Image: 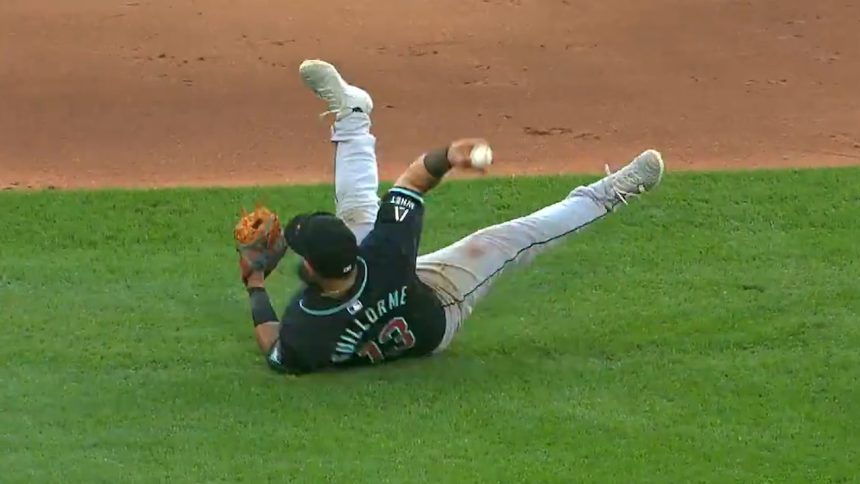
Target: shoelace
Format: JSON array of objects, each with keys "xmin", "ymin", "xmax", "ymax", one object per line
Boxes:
[
  {"xmin": 604, "ymin": 164, "xmax": 645, "ymax": 206},
  {"xmin": 313, "ymin": 87, "xmax": 343, "ymax": 118}
]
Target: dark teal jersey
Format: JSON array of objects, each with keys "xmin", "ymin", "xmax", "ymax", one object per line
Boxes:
[{"xmin": 268, "ymin": 188, "xmax": 446, "ymax": 374}]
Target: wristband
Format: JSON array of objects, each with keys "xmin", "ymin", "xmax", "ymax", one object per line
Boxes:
[
  {"xmin": 248, "ymin": 287, "xmax": 278, "ymax": 327},
  {"xmin": 423, "ymin": 147, "xmax": 452, "ymax": 178}
]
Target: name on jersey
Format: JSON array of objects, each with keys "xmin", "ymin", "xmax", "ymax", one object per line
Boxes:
[{"xmin": 332, "ymin": 285, "xmax": 408, "ymax": 361}]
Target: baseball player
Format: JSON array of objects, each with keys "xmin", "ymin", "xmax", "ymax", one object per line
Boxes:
[{"xmin": 238, "ymin": 60, "xmax": 665, "ymax": 374}]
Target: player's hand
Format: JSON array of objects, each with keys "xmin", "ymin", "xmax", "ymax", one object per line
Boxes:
[
  {"xmin": 447, "ymin": 138, "xmax": 491, "ymax": 172},
  {"xmin": 239, "ymin": 255, "xmax": 266, "ymax": 288},
  {"xmin": 234, "ymin": 205, "xmax": 288, "ymax": 282}
]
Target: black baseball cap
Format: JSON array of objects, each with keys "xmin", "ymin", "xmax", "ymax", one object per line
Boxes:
[{"xmin": 284, "ymin": 212, "xmax": 358, "ymax": 278}]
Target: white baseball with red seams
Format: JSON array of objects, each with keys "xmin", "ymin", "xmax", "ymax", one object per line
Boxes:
[{"xmin": 469, "ymin": 144, "xmax": 493, "ymax": 168}]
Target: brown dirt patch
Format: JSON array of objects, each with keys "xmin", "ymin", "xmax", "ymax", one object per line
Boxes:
[{"xmin": 2, "ymin": 0, "xmax": 859, "ymax": 190}]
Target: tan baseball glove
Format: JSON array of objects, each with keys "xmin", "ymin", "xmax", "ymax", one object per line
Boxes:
[{"xmin": 234, "ymin": 205, "xmax": 288, "ymax": 285}]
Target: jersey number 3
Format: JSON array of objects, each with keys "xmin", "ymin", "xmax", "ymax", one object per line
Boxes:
[{"xmin": 358, "ymin": 317, "xmax": 416, "ymax": 363}]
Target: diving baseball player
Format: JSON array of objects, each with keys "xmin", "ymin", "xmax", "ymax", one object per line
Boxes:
[{"xmin": 239, "ymin": 60, "xmax": 665, "ymax": 374}]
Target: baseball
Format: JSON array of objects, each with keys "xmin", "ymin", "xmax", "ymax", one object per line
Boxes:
[{"xmin": 470, "ymin": 144, "xmax": 493, "ymax": 169}]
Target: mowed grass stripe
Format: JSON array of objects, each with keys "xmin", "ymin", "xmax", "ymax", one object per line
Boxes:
[{"xmin": 1, "ymin": 168, "xmax": 857, "ymax": 483}]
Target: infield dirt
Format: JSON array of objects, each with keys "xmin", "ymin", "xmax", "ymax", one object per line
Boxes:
[{"xmin": 2, "ymin": 0, "xmax": 858, "ymax": 189}]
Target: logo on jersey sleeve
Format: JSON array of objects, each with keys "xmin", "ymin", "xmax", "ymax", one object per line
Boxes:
[
  {"xmin": 386, "ymin": 194, "xmax": 417, "ymax": 223},
  {"xmin": 268, "ymin": 344, "xmax": 283, "ymax": 365},
  {"xmin": 394, "ymin": 206, "xmax": 410, "ymax": 222}
]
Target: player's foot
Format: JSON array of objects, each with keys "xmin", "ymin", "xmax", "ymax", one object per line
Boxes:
[
  {"xmin": 603, "ymin": 149, "xmax": 665, "ymax": 206},
  {"xmin": 299, "ymin": 59, "xmax": 373, "ymax": 119}
]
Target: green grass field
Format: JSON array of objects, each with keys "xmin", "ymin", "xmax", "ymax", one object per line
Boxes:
[{"xmin": 1, "ymin": 168, "xmax": 858, "ymax": 483}]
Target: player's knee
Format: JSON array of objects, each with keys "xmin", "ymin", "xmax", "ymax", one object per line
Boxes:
[
  {"xmin": 337, "ymin": 203, "xmax": 378, "ymax": 226},
  {"xmin": 336, "ymin": 191, "xmax": 379, "ymax": 208}
]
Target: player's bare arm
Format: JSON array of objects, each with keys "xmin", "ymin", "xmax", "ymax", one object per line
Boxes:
[{"xmin": 395, "ymin": 138, "xmax": 492, "ymax": 194}]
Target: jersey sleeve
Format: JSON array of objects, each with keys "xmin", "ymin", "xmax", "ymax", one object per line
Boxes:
[
  {"xmin": 360, "ymin": 187, "xmax": 426, "ymax": 267},
  {"xmin": 266, "ymin": 338, "xmax": 306, "ymax": 374}
]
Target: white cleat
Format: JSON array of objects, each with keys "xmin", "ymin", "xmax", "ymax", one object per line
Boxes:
[
  {"xmin": 604, "ymin": 149, "xmax": 665, "ymax": 206},
  {"xmin": 299, "ymin": 59, "xmax": 373, "ymax": 119}
]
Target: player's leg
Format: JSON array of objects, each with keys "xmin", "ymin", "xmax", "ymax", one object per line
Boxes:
[
  {"xmin": 330, "ymin": 108, "xmax": 378, "ymax": 244},
  {"xmin": 417, "ymin": 149, "xmax": 665, "ymax": 351},
  {"xmin": 300, "ymin": 60, "xmax": 379, "ymax": 244}
]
